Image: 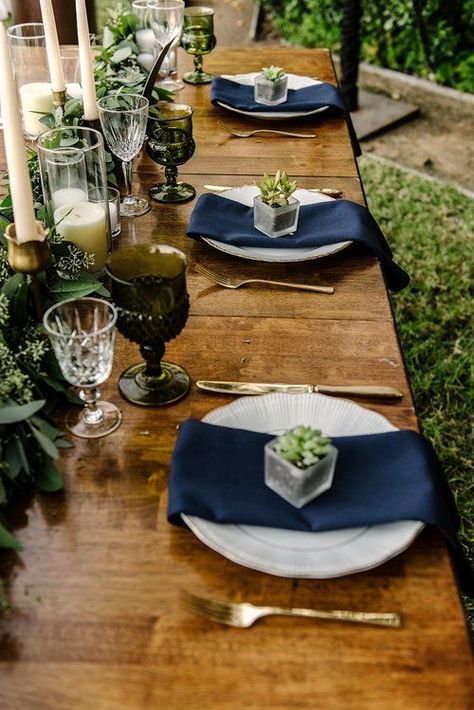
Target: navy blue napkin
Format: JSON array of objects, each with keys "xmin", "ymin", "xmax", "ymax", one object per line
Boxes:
[
  {"xmin": 211, "ymin": 77, "xmax": 361, "ymax": 156},
  {"xmin": 168, "ymin": 419, "xmax": 473, "ymax": 595},
  {"xmin": 187, "ymin": 194, "xmax": 410, "ymax": 292}
]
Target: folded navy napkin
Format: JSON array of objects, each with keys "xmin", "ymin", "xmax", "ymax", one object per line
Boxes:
[
  {"xmin": 211, "ymin": 77, "xmax": 361, "ymax": 156},
  {"xmin": 187, "ymin": 194, "xmax": 410, "ymax": 292},
  {"xmin": 168, "ymin": 419, "xmax": 473, "ymax": 595}
]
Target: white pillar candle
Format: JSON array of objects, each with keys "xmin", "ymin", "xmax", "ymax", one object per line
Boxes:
[
  {"xmin": 66, "ymin": 82, "xmax": 83, "ymax": 99},
  {"xmin": 135, "ymin": 28, "xmax": 156, "ymax": 53},
  {"xmin": 19, "ymin": 82, "xmax": 55, "ymax": 137},
  {"xmin": 54, "ymin": 202, "xmax": 107, "ymax": 269},
  {"xmin": 137, "ymin": 52, "xmax": 155, "ymax": 73},
  {"xmin": 75, "ymin": 0, "xmax": 98, "ymax": 120},
  {"xmin": 39, "ymin": 0, "xmax": 66, "ymax": 93},
  {"xmin": 0, "ymin": 24, "xmax": 38, "ymax": 243},
  {"xmin": 52, "ymin": 187, "xmax": 87, "ymax": 210}
]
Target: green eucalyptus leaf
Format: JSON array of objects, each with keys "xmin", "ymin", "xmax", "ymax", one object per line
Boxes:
[
  {"xmin": 0, "ymin": 399, "xmax": 46, "ymax": 424},
  {"xmin": 4, "ymin": 438, "xmax": 22, "ymax": 479},
  {"xmin": 0, "ymin": 522, "xmax": 22, "ymax": 551},
  {"xmin": 30, "ymin": 416, "xmax": 64, "ymax": 441},
  {"xmin": 27, "ymin": 422, "xmax": 59, "ymax": 459},
  {"xmin": 111, "ymin": 46, "xmax": 133, "ymax": 64},
  {"xmin": 37, "ymin": 457, "xmax": 63, "ymax": 492},
  {"xmin": 49, "ymin": 278, "xmax": 100, "ymax": 299}
]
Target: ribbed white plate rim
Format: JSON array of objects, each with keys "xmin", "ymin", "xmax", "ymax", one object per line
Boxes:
[
  {"xmin": 202, "ymin": 186, "xmax": 352, "ymax": 263},
  {"xmin": 182, "ymin": 393, "xmax": 424, "ymax": 578}
]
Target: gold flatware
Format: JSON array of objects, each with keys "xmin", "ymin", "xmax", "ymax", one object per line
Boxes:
[
  {"xmin": 194, "ymin": 264, "xmax": 334, "ymax": 294},
  {"xmin": 196, "ymin": 380, "xmax": 403, "ymax": 400},
  {"xmin": 218, "ymin": 121, "xmax": 316, "ymax": 139},
  {"xmin": 203, "ymin": 184, "xmax": 343, "ymax": 198},
  {"xmin": 181, "ymin": 591, "xmax": 402, "ymax": 629}
]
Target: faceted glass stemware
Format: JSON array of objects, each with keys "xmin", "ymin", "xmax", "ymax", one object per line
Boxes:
[
  {"xmin": 181, "ymin": 6, "xmax": 216, "ymax": 85},
  {"xmin": 97, "ymin": 93, "xmax": 150, "ymax": 218},
  {"xmin": 43, "ymin": 298, "xmax": 122, "ymax": 439},
  {"xmin": 107, "ymin": 244, "xmax": 191, "ymax": 407},
  {"xmin": 146, "ymin": 101, "xmax": 196, "ymax": 203},
  {"xmin": 147, "ymin": 0, "xmax": 184, "ymax": 91}
]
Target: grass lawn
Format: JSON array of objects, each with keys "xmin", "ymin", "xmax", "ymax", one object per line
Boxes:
[{"xmin": 360, "ymin": 156, "xmax": 473, "ymax": 619}]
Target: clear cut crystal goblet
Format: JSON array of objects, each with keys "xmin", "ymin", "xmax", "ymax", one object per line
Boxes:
[
  {"xmin": 97, "ymin": 93, "xmax": 149, "ymax": 218},
  {"xmin": 43, "ymin": 297, "xmax": 122, "ymax": 438}
]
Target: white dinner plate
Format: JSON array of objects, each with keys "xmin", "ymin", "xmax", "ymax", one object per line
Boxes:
[
  {"xmin": 181, "ymin": 393, "xmax": 424, "ymax": 578},
  {"xmin": 217, "ymin": 73, "xmax": 329, "ymax": 121},
  {"xmin": 202, "ymin": 186, "xmax": 352, "ymax": 263}
]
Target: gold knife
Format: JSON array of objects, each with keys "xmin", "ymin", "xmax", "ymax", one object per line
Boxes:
[{"xmin": 196, "ymin": 380, "xmax": 403, "ymax": 400}]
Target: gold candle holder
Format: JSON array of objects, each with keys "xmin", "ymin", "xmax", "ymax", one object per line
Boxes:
[
  {"xmin": 6, "ymin": 221, "xmax": 52, "ymax": 319},
  {"xmin": 52, "ymin": 89, "xmax": 67, "ymax": 109}
]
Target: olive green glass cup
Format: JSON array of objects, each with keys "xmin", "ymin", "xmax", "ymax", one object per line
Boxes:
[
  {"xmin": 181, "ymin": 6, "xmax": 216, "ymax": 84},
  {"xmin": 146, "ymin": 101, "xmax": 196, "ymax": 203},
  {"xmin": 106, "ymin": 244, "xmax": 191, "ymax": 407}
]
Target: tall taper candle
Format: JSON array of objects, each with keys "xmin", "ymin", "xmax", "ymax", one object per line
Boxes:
[
  {"xmin": 0, "ymin": 24, "xmax": 38, "ymax": 243},
  {"xmin": 76, "ymin": 0, "xmax": 98, "ymax": 120},
  {"xmin": 39, "ymin": 0, "xmax": 66, "ymax": 93}
]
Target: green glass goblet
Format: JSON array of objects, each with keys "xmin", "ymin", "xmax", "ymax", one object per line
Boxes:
[
  {"xmin": 181, "ymin": 6, "xmax": 216, "ymax": 85},
  {"xmin": 146, "ymin": 101, "xmax": 196, "ymax": 203},
  {"xmin": 106, "ymin": 244, "xmax": 191, "ymax": 407}
]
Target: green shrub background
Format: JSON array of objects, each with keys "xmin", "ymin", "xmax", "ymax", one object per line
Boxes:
[{"xmin": 261, "ymin": 0, "xmax": 474, "ymax": 93}]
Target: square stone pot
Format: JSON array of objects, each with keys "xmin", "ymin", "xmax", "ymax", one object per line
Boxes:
[
  {"xmin": 253, "ymin": 195, "xmax": 300, "ymax": 238},
  {"xmin": 264, "ymin": 441, "xmax": 338, "ymax": 508},
  {"xmin": 254, "ymin": 74, "xmax": 288, "ymax": 105}
]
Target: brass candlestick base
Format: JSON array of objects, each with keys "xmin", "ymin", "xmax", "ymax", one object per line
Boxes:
[
  {"xmin": 52, "ymin": 90, "xmax": 67, "ymax": 109},
  {"xmin": 6, "ymin": 221, "xmax": 52, "ymax": 319}
]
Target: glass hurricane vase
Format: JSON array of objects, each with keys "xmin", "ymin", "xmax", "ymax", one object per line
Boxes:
[{"xmin": 107, "ymin": 244, "xmax": 191, "ymax": 407}]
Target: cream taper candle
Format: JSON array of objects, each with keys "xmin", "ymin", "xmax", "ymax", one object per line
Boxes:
[
  {"xmin": 76, "ymin": 0, "xmax": 98, "ymax": 120},
  {"xmin": 0, "ymin": 24, "xmax": 38, "ymax": 243},
  {"xmin": 39, "ymin": 0, "xmax": 66, "ymax": 93}
]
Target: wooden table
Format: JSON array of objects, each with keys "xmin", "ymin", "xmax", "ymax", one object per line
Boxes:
[{"xmin": 0, "ymin": 48, "xmax": 472, "ymax": 709}]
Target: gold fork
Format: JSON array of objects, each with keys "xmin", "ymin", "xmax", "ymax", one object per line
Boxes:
[
  {"xmin": 203, "ymin": 184, "xmax": 343, "ymax": 198},
  {"xmin": 181, "ymin": 591, "xmax": 402, "ymax": 629},
  {"xmin": 218, "ymin": 121, "xmax": 316, "ymax": 139},
  {"xmin": 194, "ymin": 264, "xmax": 334, "ymax": 294}
]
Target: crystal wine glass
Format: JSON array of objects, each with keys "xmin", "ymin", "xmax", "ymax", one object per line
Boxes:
[
  {"xmin": 147, "ymin": 0, "xmax": 184, "ymax": 92},
  {"xmin": 146, "ymin": 101, "xmax": 196, "ymax": 203},
  {"xmin": 43, "ymin": 298, "xmax": 122, "ymax": 439},
  {"xmin": 97, "ymin": 94, "xmax": 149, "ymax": 218},
  {"xmin": 181, "ymin": 6, "xmax": 216, "ymax": 85},
  {"xmin": 107, "ymin": 244, "xmax": 191, "ymax": 407}
]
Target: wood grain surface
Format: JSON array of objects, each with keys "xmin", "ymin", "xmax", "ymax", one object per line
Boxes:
[{"xmin": 0, "ymin": 48, "xmax": 472, "ymax": 710}]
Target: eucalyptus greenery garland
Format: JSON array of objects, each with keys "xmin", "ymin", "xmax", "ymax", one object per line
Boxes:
[{"xmin": 0, "ymin": 1, "xmax": 168, "ymax": 552}]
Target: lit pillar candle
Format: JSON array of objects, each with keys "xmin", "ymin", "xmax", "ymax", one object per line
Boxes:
[
  {"xmin": 135, "ymin": 28, "xmax": 156, "ymax": 53},
  {"xmin": 39, "ymin": 0, "xmax": 66, "ymax": 93},
  {"xmin": 76, "ymin": 0, "xmax": 98, "ymax": 120},
  {"xmin": 0, "ymin": 24, "xmax": 38, "ymax": 243},
  {"xmin": 54, "ymin": 202, "xmax": 107, "ymax": 269},
  {"xmin": 19, "ymin": 82, "xmax": 55, "ymax": 137}
]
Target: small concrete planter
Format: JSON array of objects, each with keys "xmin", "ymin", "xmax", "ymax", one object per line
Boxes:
[
  {"xmin": 264, "ymin": 441, "xmax": 338, "ymax": 509},
  {"xmin": 253, "ymin": 195, "xmax": 300, "ymax": 238},
  {"xmin": 254, "ymin": 74, "xmax": 288, "ymax": 106}
]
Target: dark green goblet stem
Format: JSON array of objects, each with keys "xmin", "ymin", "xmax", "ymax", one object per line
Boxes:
[
  {"xmin": 165, "ymin": 165, "xmax": 178, "ymax": 187},
  {"xmin": 194, "ymin": 55, "xmax": 204, "ymax": 74},
  {"xmin": 140, "ymin": 341, "xmax": 166, "ymax": 378}
]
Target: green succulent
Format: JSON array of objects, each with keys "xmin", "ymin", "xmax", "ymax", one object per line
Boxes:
[
  {"xmin": 256, "ymin": 170, "xmax": 297, "ymax": 207},
  {"xmin": 261, "ymin": 65, "xmax": 286, "ymax": 82},
  {"xmin": 274, "ymin": 426, "xmax": 331, "ymax": 469}
]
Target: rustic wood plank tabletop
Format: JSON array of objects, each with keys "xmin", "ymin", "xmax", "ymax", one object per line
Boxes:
[{"xmin": 0, "ymin": 48, "xmax": 472, "ymax": 709}]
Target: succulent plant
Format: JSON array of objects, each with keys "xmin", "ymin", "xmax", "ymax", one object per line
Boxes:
[
  {"xmin": 260, "ymin": 65, "xmax": 286, "ymax": 82},
  {"xmin": 274, "ymin": 426, "xmax": 331, "ymax": 469},
  {"xmin": 256, "ymin": 170, "xmax": 297, "ymax": 207}
]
